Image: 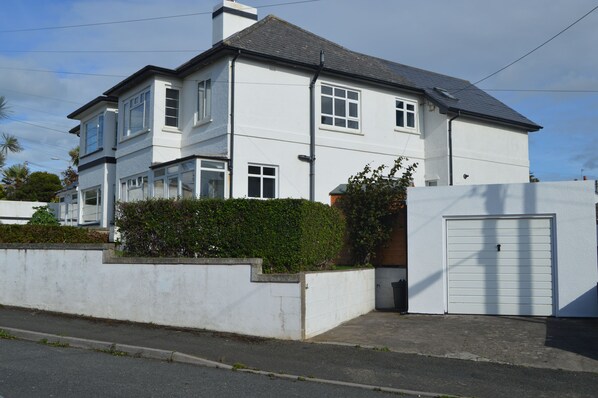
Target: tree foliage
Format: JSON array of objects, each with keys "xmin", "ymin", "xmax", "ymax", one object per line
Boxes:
[
  {"xmin": 1, "ymin": 163, "xmax": 29, "ymax": 199},
  {"xmin": 338, "ymin": 157, "xmax": 417, "ymax": 265},
  {"xmin": 61, "ymin": 146, "xmax": 79, "ymax": 186},
  {"xmin": 28, "ymin": 205, "xmax": 60, "ymax": 226}
]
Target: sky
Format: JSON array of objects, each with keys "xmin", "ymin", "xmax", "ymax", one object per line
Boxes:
[{"xmin": 0, "ymin": 0, "xmax": 596, "ymax": 181}]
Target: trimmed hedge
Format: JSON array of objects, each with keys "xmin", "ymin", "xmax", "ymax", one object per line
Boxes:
[
  {"xmin": 0, "ymin": 225, "xmax": 109, "ymax": 244},
  {"xmin": 116, "ymin": 198, "xmax": 345, "ymax": 273}
]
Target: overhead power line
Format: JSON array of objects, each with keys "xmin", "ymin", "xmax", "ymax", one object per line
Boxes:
[
  {"xmin": 0, "ymin": 66, "xmax": 126, "ymax": 78},
  {"xmin": 452, "ymin": 4, "xmax": 598, "ymax": 95},
  {"xmin": 5, "ymin": 116, "xmax": 72, "ymax": 135},
  {"xmin": 0, "ymin": 49, "xmax": 201, "ymax": 54},
  {"xmin": 0, "ymin": 0, "xmax": 322, "ymax": 33},
  {"xmin": 0, "ymin": 88, "xmax": 84, "ymax": 105}
]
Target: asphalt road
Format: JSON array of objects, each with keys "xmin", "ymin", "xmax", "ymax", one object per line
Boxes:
[{"xmin": 0, "ymin": 339, "xmax": 395, "ymax": 398}]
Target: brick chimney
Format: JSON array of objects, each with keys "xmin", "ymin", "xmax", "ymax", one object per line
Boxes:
[{"xmin": 212, "ymin": 1, "xmax": 258, "ymax": 46}]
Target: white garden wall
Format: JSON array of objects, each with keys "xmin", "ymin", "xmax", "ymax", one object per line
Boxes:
[
  {"xmin": 407, "ymin": 180, "xmax": 598, "ymax": 317},
  {"xmin": 0, "ymin": 200, "xmax": 48, "ymax": 224},
  {"xmin": 0, "ymin": 246, "xmax": 374, "ymax": 340},
  {"xmin": 303, "ymin": 269, "xmax": 375, "ymax": 339}
]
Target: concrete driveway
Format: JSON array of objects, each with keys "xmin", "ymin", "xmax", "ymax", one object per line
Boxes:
[{"xmin": 310, "ymin": 311, "xmax": 598, "ymax": 373}]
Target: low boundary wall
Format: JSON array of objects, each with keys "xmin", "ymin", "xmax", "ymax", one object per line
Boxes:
[{"xmin": 0, "ymin": 245, "xmax": 374, "ymax": 340}]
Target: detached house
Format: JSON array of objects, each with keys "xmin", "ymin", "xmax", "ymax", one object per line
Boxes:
[{"xmin": 66, "ymin": 0, "xmax": 540, "ymax": 228}]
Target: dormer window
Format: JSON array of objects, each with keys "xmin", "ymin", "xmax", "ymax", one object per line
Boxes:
[
  {"xmin": 84, "ymin": 114, "xmax": 104, "ymax": 154},
  {"xmin": 123, "ymin": 87, "xmax": 151, "ymax": 137}
]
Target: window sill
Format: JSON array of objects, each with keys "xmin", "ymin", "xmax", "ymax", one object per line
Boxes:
[
  {"xmin": 193, "ymin": 118, "xmax": 212, "ymax": 128},
  {"xmin": 120, "ymin": 128, "xmax": 150, "ymax": 143},
  {"xmin": 162, "ymin": 126, "xmax": 182, "ymax": 134},
  {"xmin": 80, "ymin": 148, "xmax": 104, "ymax": 160},
  {"xmin": 319, "ymin": 124, "xmax": 363, "ymax": 136},
  {"xmin": 394, "ymin": 127, "xmax": 420, "ymax": 135}
]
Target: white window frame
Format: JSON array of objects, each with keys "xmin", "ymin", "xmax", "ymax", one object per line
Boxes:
[
  {"xmin": 123, "ymin": 87, "xmax": 151, "ymax": 138},
  {"xmin": 195, "ymin": 79, "xmax": 212, "ymax": 125},
  {"xmin": 83, "ymin": 113, "xmax": 104, "ymax": 154},
  {"xmin": 248, "ymin": 164, "xmax": 278, "ymax": 199},
  {"xmin": 395, "ymin": 97, "xmax": 418, "ymax": 133},
  {"xmin": 164, "ymin": 87, "xmax": 180, "ymax": 129},
  {"xmin": 120, "ymin": 174, "xmax": 149, "ymax": 202},
  {"xmin": 199, "ymin": 160, "xmax": 226, "ymax": 199},
  {"xmin": 152, "ymin": 161, "xmax": 195, "ymax": 199},
  {"xmin": 81, "ymin": 187, "xmax": 102, "ymax": 224},
  {"xmin": 320, "ymin": 83, "xmax": 360, "ymax": 132}
]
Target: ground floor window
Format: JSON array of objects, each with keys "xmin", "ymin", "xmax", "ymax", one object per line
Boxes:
[
  {"xmin": 121, "ymin": 175, "xmax": 149, "ymax": 202},
  {"xmin": 81, "ymin": 187, "xmax": 101, "ymax": 223},
  {"xmin": 248, "ymin": 164, "xmax": 277, "ymax": 199},
  {"xmin": 151, "ymin": 159, "xmax": 227, "ymax": 199}
]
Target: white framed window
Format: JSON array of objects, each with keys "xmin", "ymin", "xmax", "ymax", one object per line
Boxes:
[
  {"xmin": 81, "ymin": 187, "xmax": 101, "ymax": 224},
  {"xmin": 120, "ymin": 175, "xmax": 149, "ymax": 202},
  {"xmin": 165, "ymin": 88, "xmax": 180, "ymax": 128},
  {"xmin": 84, "ymin": 114, "xmax": 104, "ymax": 154},
  {"xmin": 152, "ymin": 161, "xmax": 195, "ymax": 199},
  {"xmin": 199, "ymin": 160, "xmax": 225, "ymax": 198},
  {"xmin": 196, "ymin": 79, "xmax": 212, "ymax": 124},
  {"xmin": 123, "ymin": 87, "xmax": 151, "ymax": 138},
  {"xmin": 248, "ymin": 164, "xmax": 277, "ymax": 199},
  {"xmin": 425, "ymin": 180, "xmax": 438, "ymax": 187},
  {"xmin": 395, "ymin": 98, "xmax": 417, "ymax": 131},
  {"xmin": 321, "ymin": 84, "xmax": 360, "ymax": 130}
]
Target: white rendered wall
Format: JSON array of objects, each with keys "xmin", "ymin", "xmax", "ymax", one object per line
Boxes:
[
  {"xmin": 304, "ymin": 269, "xmax": 375, "ymax": 339},
  {"xmin": 451, "ymin": 118, "xmax": 529, "ymax": 185},
  {"xmin": 0, "ymin": 201, "xmax": 48, "ymax": 224},
  {"xmin": 407, "ymin": 181, "xmax": 598, "ymax": 317},
  {"xmin": 0, "ymin": 249, "xmax": 303, "ymax": 340},
  {"xmin": 232, "ymin": 59, "xmax": 426, "ymax": 202}
]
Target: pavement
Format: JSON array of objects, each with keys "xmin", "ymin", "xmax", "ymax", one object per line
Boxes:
[
  {"xmin": 311, "ymin": 311, "xmax": 598, "ymax": 373},
  {"xmin": 2, "ymin": 305, "xmax": 598, "ymax": 398}
]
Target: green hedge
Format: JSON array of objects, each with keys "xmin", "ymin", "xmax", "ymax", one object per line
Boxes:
[
  {"xmin": 0, "ymin": 225, "xmax": 109, "ymax": 244},
  {"xmin": 116, "ymin": 198, "xmax": 345, "ymax": 273}
]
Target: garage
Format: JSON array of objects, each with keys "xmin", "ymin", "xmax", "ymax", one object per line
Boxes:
[{"xmin": 446, "ymin": 217, "xmax": 554, "ymax": 316}]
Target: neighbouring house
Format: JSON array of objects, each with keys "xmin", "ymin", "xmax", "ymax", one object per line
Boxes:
[{"xmin": 67, "ymin": 0, "xmax": 541, "ymax": 228}]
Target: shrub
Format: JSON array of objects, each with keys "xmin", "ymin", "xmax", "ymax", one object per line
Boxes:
[
  {"xmin": 0, "ymin": 225, "xmax": 109, "ymax": 244},
  {"xmin": 27, "ymin": 206, "xmax": 59, "ymax": 226},
  {"xmin": 338, "ymin": 157, "xmax": 417, "ymax": 265},
  {"xmin": 116, "ymin": 198, "xmax": 345, "ymax": 273}
]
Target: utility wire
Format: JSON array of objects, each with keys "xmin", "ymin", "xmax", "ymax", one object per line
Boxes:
[
  {"xmin": 0, "ymin": 49, "xmax": 201, "ymax": 54},
  {"xmin": 5, "ymin": 116, "xmax": 73, "ymax": 135},
  {"xmin": 0, "ymin": 66, "xmax": 126, "ymax": 78},
  {"xmin": 451, "ymin": 4, "xmax": 598, "ymax": 95},
  {"xmin": 0, "ymin": 88, "xmax": 84, "ymax": 105},
  {"xmin": 0, "ymin": 0, "xmax": 322, "ymax": 33}
]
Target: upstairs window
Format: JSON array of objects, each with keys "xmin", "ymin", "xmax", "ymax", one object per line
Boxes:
[
  {"xmin": 321, "ymin": 84, "xmax": 360, "ymax": 130},
  {"xmin": 248, "ymin": 164, "xmax": 277, "ymax": 199},
  {"xmin": 196, "ymin": 79, "xmax": 212, "ymax": 124},
  {"xmin": 123, "ymin": 88, "xmax": 151, "ymax": 137},
  {"xmin": 165, "ymin": 88, "xmax": 180, "ymax": 128},
  {"xmin": 84, "ymin": 114, "xmax": 104, "ymax": 154},
  {"xmin": 396, "ymin": 98, "xmax": 417, "ymax": 130}
]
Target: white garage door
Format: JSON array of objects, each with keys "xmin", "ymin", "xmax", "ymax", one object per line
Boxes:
[{"xmin": 447, "ymin": 218, "xmax": 554, "ymax": 316}]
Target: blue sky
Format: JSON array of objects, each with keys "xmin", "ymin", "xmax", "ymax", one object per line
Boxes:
[{"xmin": 0, "ymin": 0, "xmax": 596, "ymax": 181}]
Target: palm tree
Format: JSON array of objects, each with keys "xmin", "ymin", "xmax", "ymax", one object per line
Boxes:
[
  {"xmin": 2, "ymin": 162, "xmax": 29, "ymax": 199},
  {"xmin": 0, "ymin": 97, "xmax": 23, "ymax": 168},
  {"xmin": 68, "ymin": 146, "xmax": 79, "ymax": 167}
]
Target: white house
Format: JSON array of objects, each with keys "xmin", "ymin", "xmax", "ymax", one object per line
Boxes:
[{"xmin": 66, "ymin": 0, "xmax": 541, "ymax": 228}]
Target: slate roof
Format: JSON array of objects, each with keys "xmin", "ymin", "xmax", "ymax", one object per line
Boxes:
[
  {"xmin": 96, "ymin": 14, "xmax": 541, "ymax": 131},
  {"xmin": 220, "ymin": 15, "xmax": 541, "ymax": 131}
]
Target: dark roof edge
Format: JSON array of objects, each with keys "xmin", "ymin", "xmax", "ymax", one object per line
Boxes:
[
  {"xmin": 446, "ymin": 108, "xmax": 542, "ymax": 132},
  {"xmin": 103, "ymin": 65, "xmax": 177, "ymax": 97},
  {"xmin": 67, "ymin": 95, "xmax": 118, "ymax": 120},
  {"xmin": 149, "ymin": 154, "xmax": 229, "ymax": 169},
  {"xmin": 69, "ymin": 125, "xmax": 80, "ymax": 135}
]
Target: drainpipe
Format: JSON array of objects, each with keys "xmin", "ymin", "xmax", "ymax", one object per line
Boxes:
[
  {"xmin": 307, "ymin": 50, "xmax": 325, "ymax": 202},
  {"xmin": 229, "ymin": 50, "xmax": 241, "ymax": 199},
  {"xmin": 448, "ymin": 111, "xmax": 460, "ymax": 186}
]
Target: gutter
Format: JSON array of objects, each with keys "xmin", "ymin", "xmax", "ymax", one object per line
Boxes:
[
  {"xmin": 229, "ymin": 50, "xmax": 241, "ymax": 199},
  {"xmin": 448, "ymin": 112, "xmax": 460, "ymax": 186}
]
